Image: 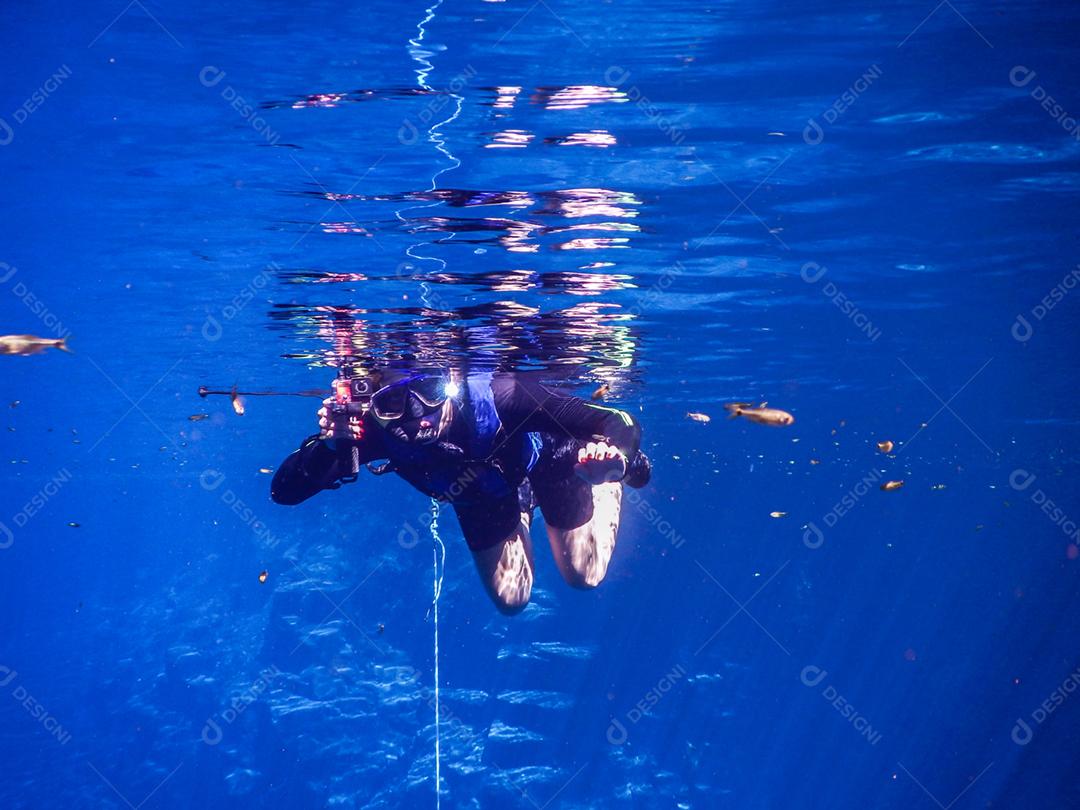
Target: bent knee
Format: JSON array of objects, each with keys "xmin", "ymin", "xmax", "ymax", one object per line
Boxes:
[
  {"xmin": 473, "ymin": 527, "xmax": 535, "ymax": 615},
  {"xmin": 548, "ymin": 525, "xmax": 611, "ymax": 589},
  {"xmin": 487, "ymin": 569, "xmax": 534, "ymax": 613},
  {"xmin": 491, "ymin": 589, "xmax": 531, "ymax": 615},
  {"xmin": 563, "ymin": 555, "xmax": 609, "ymax": 589}
]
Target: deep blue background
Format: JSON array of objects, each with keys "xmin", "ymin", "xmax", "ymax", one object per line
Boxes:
[{"xmin": 2, "ymin": 1, "xmax": 1079, "ymax": 807}]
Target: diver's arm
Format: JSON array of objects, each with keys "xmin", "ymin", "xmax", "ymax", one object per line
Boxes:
[
  {"xmin": 495, "ymin": 376, "xmax": 642, "ymax": 459},
  {"xmin": 270, "ymin": 427, "xmax": 386, "ymax": 505}
]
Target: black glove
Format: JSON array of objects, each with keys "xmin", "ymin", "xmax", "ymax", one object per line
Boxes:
[{"xmin": 271, "ymin": 434, "xmax": 350, "ymax": 505}]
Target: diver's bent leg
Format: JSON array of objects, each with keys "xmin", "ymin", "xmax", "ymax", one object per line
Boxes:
[
  {"xmin": 455, "ymin": 497, "xmax": 535, "ymax": 615},
  {"xmin": 470, "ymin": 511, "xmax": 535, "ymax": 615},
  {"xmin": 545, "ymin": 482, "xmax": 622, "ymax": 589}
]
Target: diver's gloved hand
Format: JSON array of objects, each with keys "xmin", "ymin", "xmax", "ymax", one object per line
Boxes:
[
  {"xmin": 574, "ymin": 440, "xmax": 627, "ymax": 485},
  {"xmin": 317, "ymin": 397, "xmax": 364, "ymax": 442},
  {"xmin": 271, "ymin": 434, "xmax": 348, "ymax": 505}
]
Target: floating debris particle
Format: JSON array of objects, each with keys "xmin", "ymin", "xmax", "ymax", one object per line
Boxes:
[
  {"xmin": 769, "ymin": 511, "xmax": 788, "ymax": 518},
  {"xmin": 68, "ymin": 522, "xmax": 80, "ymax": 528},
  {"xmin": 931, "ymin": 483, "xmax": 946, "ymax": 490},
  {"xmin": 377, "ymin": 623, "xmax": 385, "ymax": 634},
  {"xmin": 10, "ymin": 401, "xmax": 18, "ymax": 408},
  {"xmin": 231, "ymin": 388, "xmax": 245, "ymax": 416},
  {"xmin": 809, "ymin": 458, "xmax": 821, "ymax": 465},
  {"xmin": 881, "ymin": 480, "xmax": 904, "ymax": 491},
  {"xmin": 258, "ymin": 570, "xmax": 268, "ymax": 584},
  {"xmin": 724, "ymin": 402, "xmax": 794, "ymax": 427},
  {"xmin": 258, "ymin": 467, "xmax": 272, "ymax": 474},
  {"xmin": 0, "ymin": 335, "xmax": 72, "ymax": 356},
  {"xmin": 686, "ymin": 411, "xmax": 711, "ymax": 423},
  {"xmin": 591, "ymin": 384, "xmax": 610, "ymax": 401},
  {"xmin": 877, "ymin": 440, "xmax": 894, "ymax": 453},
  {"xmin": 188, "ymin": 414, "xmax": 209, "ymax": 422}
]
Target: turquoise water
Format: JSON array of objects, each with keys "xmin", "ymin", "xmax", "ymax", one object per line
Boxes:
[{"xmin": 2, "ymin": 0, "xmax": 1080, "ymax": 807}]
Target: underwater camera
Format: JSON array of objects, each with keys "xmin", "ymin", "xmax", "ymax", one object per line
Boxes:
[{"xmin": 330, "ymin": 377, "xmax": 376, "ymax": 480}]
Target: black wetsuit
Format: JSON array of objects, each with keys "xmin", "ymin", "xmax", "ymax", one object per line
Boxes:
[{"xmin": 271, "ymin": 373, "xmax": 651, "ymax": 550}]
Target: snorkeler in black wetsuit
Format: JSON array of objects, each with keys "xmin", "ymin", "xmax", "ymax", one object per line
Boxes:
[{"xmin": 271, "ymin": 370, "xmax": 651, "ymax": 614}]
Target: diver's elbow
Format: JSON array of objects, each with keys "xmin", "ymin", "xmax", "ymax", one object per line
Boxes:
[
  {"xmin": 270, "ymin": 477, "xmax": 304, "ymax": 506},
  {"xmin": 270, "ymin": 488, "xmax": 294, "ymax": 506}
]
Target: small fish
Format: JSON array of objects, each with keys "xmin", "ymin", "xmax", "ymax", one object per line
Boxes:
[
  {"xmin": 188, "ymin": 414, "xmax": 209, "ymax": 422},
  {"xmin": 877, "ymin": 440, "xmax": 894, "ymax": 453},
  {"xmin": 724, "ymin": 402, "xmax": 794, "ymax": 427},
  {"xmin": 0, "ymin": 335, "xmax": 72, "ymax": 356},
  {"xmin": 591, "ymin": 384, "xmax": 610, "ymax": 401},
  {"xmin": 258, "ymin": 570, "xmax": 268, "ymax": 584},
  {"xmin": 881, "ymin": 480, "xmax": 904, "ymax": 491},
  {"xmin": 769, "ymin": 511, "xmax": 788, "ymax": 518},
  {"xmin": 687, "ymin": 411, "xmax": 711, "ymax": 423},
  {"xmin": 231, "ymin": 387, "xmax": 245, "ymax": 416}
]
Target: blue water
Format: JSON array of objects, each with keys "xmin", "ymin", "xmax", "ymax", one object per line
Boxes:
[{"xmin": 3, "ymin": 0, "xmax": 1080, "ymax": 807}]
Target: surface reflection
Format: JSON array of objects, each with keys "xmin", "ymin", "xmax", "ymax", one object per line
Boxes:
[
  {"xmin": 532, "ymin": 85, "xmax": 629, "ymax": 110},
  {"xmin": 261, "ymin": 88, "xmax": 437, "ymax": 109},
  {"xmin": 290, "ymin": 186, "xmax": 645, "ymax": 252},
  {"xmin": 478, "ymin": 85, "xmax": 629, "ymax": 112},
  {"xmin": 277, "ymin": 266, "xmax": 635, "ymax": 296},
  {"xmin": 545, "ymin": 131, "xmax": 617, "ymax": 148},
  {"xmin": 484, "ymin": 129, "xmax": 534, "ymax": 148},
  {"xmin": 268, "ymin": 299, "xmax": 639, "ymax": 379}
]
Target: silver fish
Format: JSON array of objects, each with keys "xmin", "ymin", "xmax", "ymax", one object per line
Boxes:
[
  {"xmin": 0, "ymin": 334, "xmax": 71, "ymax": 356},
  {"xmin": 724, "ymin": 401, "xmax": 794, "ymax": 427}
]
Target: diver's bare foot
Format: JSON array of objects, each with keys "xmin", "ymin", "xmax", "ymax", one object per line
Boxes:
[{"xmin": 574, "ymin": 440, "xmax": 627, "ymax": 485}]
